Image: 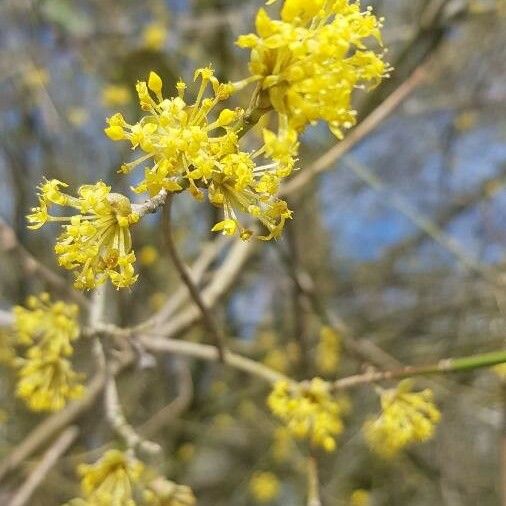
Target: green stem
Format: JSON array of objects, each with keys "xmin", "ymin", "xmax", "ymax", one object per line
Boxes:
[{"xmin": 333, "ymin": 349, "xmax": 506, "ymax": 390}]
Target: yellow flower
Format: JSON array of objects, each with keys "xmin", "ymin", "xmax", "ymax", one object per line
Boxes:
[
  {"xmin": 315, "ymin": 325, "xmax": 341, "ymax": 375},
  {"xmin": 76, "ymin": 450, "xmax": 144, "ymax": 506},
  {"xmin": 106, "ymin": 70, "xmax": 295, "ymax": 240},
  {"xmin": 67, "ymin": 450, "xmax": 196, "ymax": 506},
  {"xmin": 16, "ymin": 354, "xmax": 85, "ymax": 412},
  {"xmin": 27, "ymin": 180, "xmax": 140, "ymax": 290},
  {"xmin": 143, "ymin": 477, "xmax": 196, "ymax": 506},
  {"xmin": 363, "ymin": 380, "xmax": 441, "ymax": 458},
  {"xmin": 268, "ymin": 377, "xmax": 345, "ymax": 451},
  {"xmin": 249, "ymin": 472, "xmax": 280, "ymax": 503},
  {"xmin": 237, "ymin": 0, "xmax": 388, "ymax": 137},
  {"xmin": 138, "ymin": 245, "xmax": 159, "ymax": 266},
  {"xmin": 12, "ymin": 293, "xmax": 84, "ymax": 412},
  {"xmin": 13, "ymin": 292, "xmax": 79, "ymax": 356},
  {"xmin": 350, "ymin": 489, "xmax": 371, "ymax": 506},
  {"xmin": 142, "ymin": 22, "xmax": 168, "ymax": 51},
  {"xmin": 102, "ymin": 84, "xmax": 132, "ymax": 107}
]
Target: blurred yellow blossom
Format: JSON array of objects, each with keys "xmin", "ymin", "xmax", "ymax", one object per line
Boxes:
[
  {"xmin": 268, "ymin": 377, "xmax": 345, "ymax": 451},
  {"xmin": 316, "ymin": 325, "xmax": 341, "ymax": 375},
  {"xmin": 249, "ymin": 471, "xmax": 280, "ymax": 503},
  {"xmin": 105, "ymin": 70, "xmax": 295, "ymax": 240},
  {"xmin": 17, "ymin": 354, "xmax": 85, "ymax": 412},
  {"xmin": 27, "ymin": 180, "xmax": 140, "ymax": 289},
  {"xmin": 492, "ymin": 363, "xmax": 506, "ymax": 379},
  {"xmin": 23, "ymin": 67, "xmax": 50, "ymax": 89},
  {"xmin": 263, "ymin": 347, "xmax": 290, "ymax": 373},
  {"xmin": 102, "ymin": 84, "xmax": 132, "ymax": 107},
  {"xmin": 13, "ymin": 293, "xmax": 84, "ymax": 412},
  {"xmin": 237, "ymin": 0, "xmax": 388, "ymax": 137},
  {"xmin": 350, "ymin": 489, "xmax": 371, "ymax": 506},
  {"xmin": 67, "ymin": 107, "xmax": 89, "ymax": 127},
  {"xmin": 13, "ymin": 293, "xmax": 79, "ymax": 355},
  {"xmin": 139, "ymin": 244, "xmax": 159, "ymax": 266},
  {"xmin": 363, "ymin": 380, "xmax": 441, "ymax": 458},
  {"xmin": 142, "ymin": 23, "xmax": 169, "ymax": 51}
]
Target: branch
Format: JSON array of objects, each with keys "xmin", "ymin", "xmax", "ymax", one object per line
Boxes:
[
  {"xmin": 141, "ymin": 335, "xmax": 287, "ymax": 385},
  {"xmin": 333, "ymin": 349, "xmax": 506, "ymax": 390},
  {"xmin": 104, "ymin": 372, "xmax": 161, "ymax": 456},
  {"xmin": 7, "ymin": 427, "xmax": 79, "ymax": 506},
  {"xmin": 161, "ymin": 196, "xmax": 227, "ymax": 361},
  {"xmin": 132, "ymin": 189, "xmax": 168, "ymax": 218}
]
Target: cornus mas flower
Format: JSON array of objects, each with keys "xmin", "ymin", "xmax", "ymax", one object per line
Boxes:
[
  {"xmin": 363, "ymin": 380, "xmax": 441, "ymax": 458},
  {"xmin": 72, "ymin": 450, "xmax": 145, "ymax": 506},
  {"xmin": 268, "ymin": 377, "xmax": 346, "ymax": 451},
  {"xmin": 237, "ymin": 0, "xmax": 388, "ymax": 138},
  {"xmin": 67, "ymin": 450, "xmax": 196, "ymax": 506},
  {"xmin": 16, "ymin": 354, "xmax": 85, "ymax": 412},
  {"xmin": 105, "ymin": 70, "xmax": 296, "ymax": 240},
  {"xmin": 27, "ymin": 179, "xmax": 140, "ymax": 290},
  {"xmin": 13, "ymin": 293, "xmax": 85, "ymax": 412},
  {"xmin": 13, "ymin": 292, "xmax": 79, "ymax": 356}
]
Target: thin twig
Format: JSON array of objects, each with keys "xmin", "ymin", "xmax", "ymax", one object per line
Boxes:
[
  {"xmin": 333, "ymin": 350, "xmax": 506, "ymax": 390},
  {"xmin": 104, "ymin": 372, "xmax": 161, "ymax": 456},
  {"xmin": 161, "ymin": 196, "xmax": 227, "ymax": 361},
  {"xmin": 141, "ymin": 335, "xmax": 287, "ymax": 385},
  {"xmin": 7, "ymin": 426, "xmax": 79, "ymax": 506},
  {"xmin": 307, "ymin": 457, "xmax": 321, "ymax": 506}
]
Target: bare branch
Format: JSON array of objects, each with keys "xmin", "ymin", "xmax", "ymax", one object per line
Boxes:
[{"xmin": 7, "ymin": 426, "xmax": 79, "ymax": 506}]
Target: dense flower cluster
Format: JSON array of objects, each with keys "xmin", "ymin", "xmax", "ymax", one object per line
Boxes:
[
  {"xmin": 66, "ymin": 449, "xmax": 195, "ymax": 506},
  {"xmin": 363, "ymin": 380, "xmax": 441, "ymax": 458},
  {"xmin": 268, "ymin": 377, "xmax": 345, "ymax": 451},
  {"xmin": 237, "ymin": 0, "xmax": 388, "ymax": 137},
  {"xmin": 27, "ymin": 179, "xmax": 139, "ymax": 289},
  {"xmin": 105, "ymin": 69, "xmax": 296, "ymax": 240},
  {"xmin": 13, "ymin": 293, "xmax": 84, "ymax": 412}
]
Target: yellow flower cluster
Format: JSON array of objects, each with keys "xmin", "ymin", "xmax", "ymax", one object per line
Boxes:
[
  {"xmin": 27, "ymin": 179, "xmax": 140, "ymax": 290},
  {"xmin": 105, "ymin": 69, "xmax": 296, "ymax": 240},
  {"xmin": 237, "ymin": 0, "xmax": 388, "ymax": 138},
  {"xmin": 363, "ymin": 380, "xmax": 441, "ymax": 458},
  {"xmin": 67, "ymin": 449, "xmax": 195, "ymax": 506},
  {"xmin": 315, "ymin": 325, "xmax": 341, "ymax": 374},
  {"xmin": 13, "ymin": 293, "xmax": 84, "ymax": 412},
  {"xmin": 267, "ymin": 377, "xmax": 345, "ymax": 451},
  {"xmin": 249, "ymin": 471, "xmax": 281, "ymax": 503}
]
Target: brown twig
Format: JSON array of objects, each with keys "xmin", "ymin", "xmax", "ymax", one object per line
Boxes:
[
  {"xmin": 7, "ymin": 426, "xmax": 79, "ymax": 506},
  {"xmin": 161, "ymin": 196, "xmax": 227, "ymax": 361}
]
